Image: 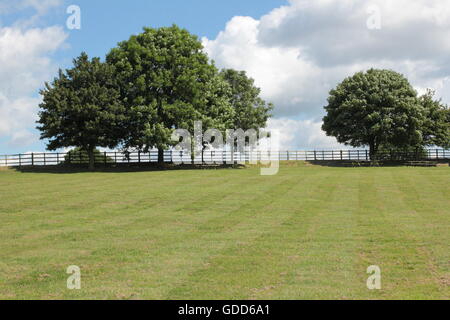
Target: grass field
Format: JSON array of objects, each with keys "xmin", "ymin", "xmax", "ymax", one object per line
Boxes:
[{"xmin": 0, "ymin": 163, "xmax": 448, "ymax": 299}]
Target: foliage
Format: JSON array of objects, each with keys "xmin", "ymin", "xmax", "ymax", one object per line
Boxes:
[
  {"xmin": 106, "ymin": 25, "xmax": 235, "ymax": 162},
  {"xmin": 38, "ymin": 27, "xmax": 274, "ymax": 167},
  {"xmin": 64, "ymin": 147, "xmax": 114, "ymax": 164},
  {"xmin": 322, "ymin": 69, "xmax": 425, "ymax": 158},
  {"xmin": 419, "ymin": 90, "xmax": 450, "ymax": 149},
  {"xmin": 376, "ymin": 144, "xmax": 428, "ymax": 160},
  {"xmin": 220, "ymin": 69, "xmax": 273, "ymax": 131},
  {"xmin": 37, "ymin": 53, "xmax": 125, "ymax": 169}
]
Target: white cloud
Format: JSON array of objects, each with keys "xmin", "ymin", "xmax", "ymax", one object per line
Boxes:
[
  {"xmin": 20, "ymin": 0, "xmax": 61, "ymax": 14},
  {"xmin": 267, "ymin": 118, "xmax": 342, "ymax": 150},
  {"xmin": 0, "ymin": 4, "xmax": 67, "ymax": 148},
  {"xmin": 203, "ymin": 0, "xmax": 450, "ymax": 149},
  {"xmin": 8, "ymin": 130, "xmax": 36, "ymax": 147},
  {"xmin": 0, "ymin": 0, "xmax": 61, "ymax": 16}
]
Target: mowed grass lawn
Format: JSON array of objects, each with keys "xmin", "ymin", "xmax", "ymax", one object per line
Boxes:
[{"xmin": 0, "ymin": 163, "xmax": 448, "ymax": 300}]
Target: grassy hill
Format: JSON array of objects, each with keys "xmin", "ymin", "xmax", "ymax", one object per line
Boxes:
[{"xmin": 0, "ymin": 163, "xmax": 448, "ymax": 299}]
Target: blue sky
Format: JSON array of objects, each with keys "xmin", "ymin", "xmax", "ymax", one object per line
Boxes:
[
  {"xmin": 1, "ymin": 0, "xmax": 449, "ymax": 154},
  {"xmin": 47, "ymin": 0, "xmax": 287, "ymax": 68},
  {"xmin": 0, "ymin": 0, "xmax": 286, "ymax": 154}
]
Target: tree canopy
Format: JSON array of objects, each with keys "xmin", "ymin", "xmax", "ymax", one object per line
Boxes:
[
  {"xmin": 106, "ymin": 25, "xmax": 237, "ymax": 163},
  {"xmin": 37, "ymin": 26, "xmax": 274, "ymax": 168},
  {"xmin": 220, "ymin": 69, "xmax": 273, "ymax": 131},
  {"xmin": 419, "ymin": 90, "xmax": 450, "ymax": 149},
  {"xmin": 322, "ymin": 69, "xmax": 426, "ymax": 158},
  {"xmin": 37, "ymin": 53, "xmax": 125, "ymax": 170}
]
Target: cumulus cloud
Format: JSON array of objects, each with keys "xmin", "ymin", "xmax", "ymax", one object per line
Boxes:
[
  {"xmin": 0, "ymin": 3, "xmax": 67, "ymax": 148},
  {"xmin": 267, "ymin": 118, "xmax": 342, "ymax": 150},
  {"xmin": 258, "ymin": 0, "xmax": 450, "ymax": 67},
  {"xmin": 9, "ymin": 130, "xmax": 36, "ymax": 147},
  {"xmin": 203, "ymin": 0, "xmax": 450, "ymax": 149},
  {"xmin": 0, "ymin": 0, "xmax": 61, "ymax": 16}
]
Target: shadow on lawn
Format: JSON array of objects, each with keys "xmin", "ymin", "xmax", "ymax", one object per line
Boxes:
[
  {"xmin": 306, "ymin": 160, "xmax": 449, "ymax": 168},
  {"xmin": 11, "ymin": 163, "xmax": 246, "ymax": 174},
  {"xmin": 9, "ymin": 160, "xmax": 448, "ymax": 173}
]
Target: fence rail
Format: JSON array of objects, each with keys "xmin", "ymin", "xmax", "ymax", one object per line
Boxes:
[{"xmin": 0, "ymin": 149, "xmax": 449, "ymax": 167}]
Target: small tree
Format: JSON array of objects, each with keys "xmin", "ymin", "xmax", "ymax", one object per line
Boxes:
[
  {"xmin": 220, "ymin": 69, "xmax": 273, "ymax": 131},
  {"xmin": 420, "ymin": 90, "xmax": 450, "ymax": 149},
  {"xmin": 219, "ymin": 69, "xmax": 273, "ymax": 162},
  {"xmin": 322, "ymin": 69, "xmax": 424, "ymax": 159},
  {"xmin": 37, "ymin": 53, "xmax": 125, "ymax": 170}
]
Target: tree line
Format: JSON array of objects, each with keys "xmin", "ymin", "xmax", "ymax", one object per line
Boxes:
[
  {"xmin": 37, "ymin": 26, "xmax": 449, "ymax": 170},
  {"xmin": 37, "ymin": 25, "xmax": 273, "ymax": 170}
]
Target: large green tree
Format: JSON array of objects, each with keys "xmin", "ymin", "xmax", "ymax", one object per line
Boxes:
[
  {"xmin": 37, "ymin": 53, "xmax": 125, "ymax": 170},
  {"xmin": 106, "ymin": 25, "xmax": 233, "ymax": 164},
  {"xmin": 322, "ymin": 69, "xmax": 425, "ymax": 159}
]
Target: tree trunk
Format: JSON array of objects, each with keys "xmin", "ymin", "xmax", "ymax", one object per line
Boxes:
[
  {"xmin": 88, "ymin": 148, "xmax": 95, "ymax": 171},
  {"xmin": 369, "ymin": 140, "xmax": 378, "ymax": 160},
  {"xmin": 202, "ymin": 143, "xmax": 207, "ymax": 164},
  {"xmin": 158, "ymin": 148, "xmax": 164, "ymax": 165}
]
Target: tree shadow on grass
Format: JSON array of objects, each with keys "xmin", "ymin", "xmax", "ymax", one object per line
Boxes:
[
  {"xmin": 8, "ymin": 160, "xmax": 448, "ymax": 173},
  {"xmin": 306, "ymin": 160, "xmax": 449, "ymax": 168},
  {"xmin": 11, "ymin": 163, "xmax": 246, "ymax": 174}
]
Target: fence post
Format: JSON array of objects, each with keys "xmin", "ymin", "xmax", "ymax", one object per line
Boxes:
[
  {"xmin": 114, "ymin": 152, "xmax": 117, "ymax": 164},
  {"xmin": 56, "ymin": 153, "xmax": 59, "ymax": 164},
  {"xmin": 138, "ymin": 151, "xmax": 141, "ymax": 164},
  {"xmin": 104, "ymin": 152, "xmax": 107, "ymax": 166},
  {"xmin": 314, "ymin": 151, "xmax": 317, "ymax": 161},
  {"xmin": 31, "ymin": 153, "xmax": 34, "ymax": 166},
  {"xmin": 19, "ymin": 154, "xmax": 21, "ymax": 167},
  {"xmin": 44, "ymin": 153, "xmax": 46, "ymax": 166},
  {"xmin": 5, "ymin": 155, "xmax": 7, "ymax": 167},
  {"xmin": 365, "ymin": 150, "xmax": 368, "ymax": 161}
]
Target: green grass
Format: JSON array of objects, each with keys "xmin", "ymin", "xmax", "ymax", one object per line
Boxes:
[{"xmin": 0, "ymin": 163, "xmax": 448, "ymax": 299}]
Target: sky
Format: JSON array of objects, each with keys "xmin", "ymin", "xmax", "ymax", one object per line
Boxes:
[{"xmin": 1, "ymin": 0, "xmax": 450, "ymax": 154}]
